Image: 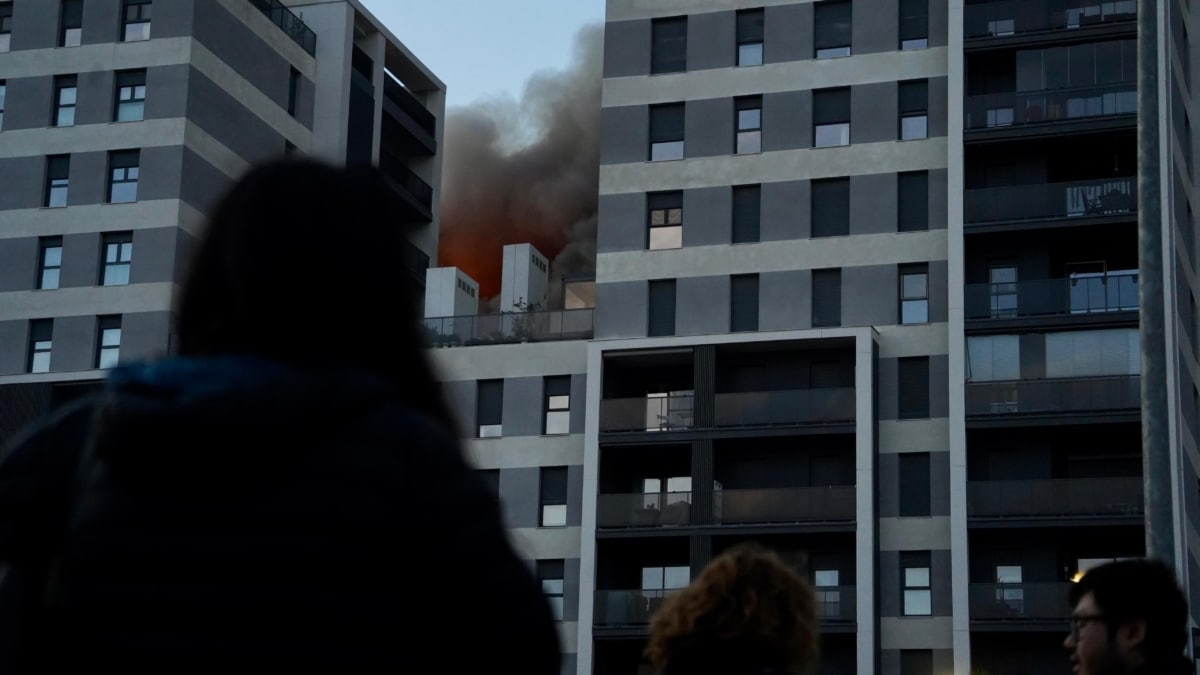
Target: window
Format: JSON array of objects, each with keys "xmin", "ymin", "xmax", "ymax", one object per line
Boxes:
[
  {"xmin": 898, "ymin": 356, "xmax": 930, "ymax": 419},
  {"xmin": 731, "ymin": 274, "xmax": 759, "ymax": 332},
  {"xmin": 287, "ymin": 67, "xmax": 300, "ymax": 117},
  {"xmin": 989, "ymin": 264, "xmax": 1017, "ymax": 317},
  {"xmin": 966, "ymin": 335, "xmax": 1019, "ymax": 383},
  {"xmin": 108, "ymin": 150, "xmax": 140, "ymax": 203},
  {"xmin": 60, "ymin": 0, "xmax": 83, "ymax": 47},
  {"xmin": 54, "ymin": 75, "xmax": 77, "ymax": 127},
  {"xmin": 122, "ymin": 0, "xmax": 151, "ymax": 42},
  {"xmin": 45, "ymin": 155, "xmax": 70, "ymax": 208},
  {"xmin": 737, "ymin": 9, "xmax": 764, "ymax": 66},
  {"xmin": 812, "ymin": 178, "xmax": 850, "ymax": 237},
  {"xmin": 649, "ymin": 103, "xmax": 685, "ymax": 161},
  {"xmin": 901, "ymin": 264, "xmax": 929, "ymax": 324},
  {"xmin": 28, "ymin": 320, "xmax": 52, "ymax": 374},
  {"xmin": 96, "ymin": 316, "xmax": 121, "ymax": 369},
  {"xmin": 899, "ymin": 80, "xmax": 928, "ymax": 140},
  {"xmin": 897, "ymin": 171, "xmax": 929, "ymax": 232},
  {"xmin": 648, "ymin": 279, "xmax": 676, "ymax": 337},
  {"xmin": 901, "ymin": 650, "xmax": 934, "ymax": 675},
  {"xmin": 899, "ymin": 0, "xmax": 928, "ymax": 49},
  {"xmin": 812, "ymin": 268, "xmax": 842, "ymax": 327},
  {"xmin": 0, "ymin": 80, "xmax": 6, "ymax": 130},
  {"xmin": 538, "ymin": 560, "xmax": 565, "ymax": 621},
  {"xmin": 815, "ymin": 1, "xmax": 852, "ymax": 58},
  {"xmin": 544, "ymin": 376, "xmax": 571, "ymax": 435},
  {"xmin": 648, "ymin": 191, "xmax": 683, "ymax": 249},
  {"xmin": 102, "ymin": 232, "xmax": 133, "ymax": 285},
  {"xmin": 899, "ymin": 452, "xmax": 931, "ymax": 516},
  {"xmin": 38, "ymin": 238, "xmax": 63, "ymax": 290},
  {"xmin": 902, "ymin": 552, "xmax": 932, "ymax": 615},
  {"xmin": 736, "ymin": 96, "xmax": 762, "ymax": 154},
  {"xmin": 476, "ymin": 379, "xmax": 503, "ymax": 438},
  {"xmin": 995, "ymin": 564, "xmax": 1024, "ymax": 613},
  {"xmin": 643, "ymin": 565, "xmax": 690, "ymax": 601},
  {"xmin": 732, "ymin": 184, "xmax": 761, "ymax": 244},
  {"xmin": 814, "ymin": 569, "xmax": 841, "ymax": 618},
  {"xmin": 813, "ymin": 88, "xmax": 851, "ymax": 147},
  {"xmin": 0, "ymin": 2, "xmax": 11, "ymax": 53},
  {"xmin": 651, "ymin": 17, "xmax": 687, "ymax": 74},
  {"xmin": 539, "ymin": 466, "xmax": 568, "ymax": 527},
  {"xmin": 114, "ymin": 70, "xmax": 146, "ymax": 121}
]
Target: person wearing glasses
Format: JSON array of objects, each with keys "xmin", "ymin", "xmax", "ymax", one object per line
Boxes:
[{"xmin": 1065, "ymin": 559, "xmax": 1190, "ymax": 675}]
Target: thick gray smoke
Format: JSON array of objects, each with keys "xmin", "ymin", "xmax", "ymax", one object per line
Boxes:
[{"xmin": 438, "ymin": 23, "xmax": 602, "ymax": 308}]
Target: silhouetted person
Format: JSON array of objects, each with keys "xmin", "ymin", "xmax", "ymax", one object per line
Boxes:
[
  {"xmin": 0, "ymin": 159, "xmax": 560, "ymax": 673},
  {"xmin": 1065, "ymin": 558, "xmax": 1190, "ymax": 675},
  {"xmin": 646, "ymin": 543, "xmax": 819, "ymax": 675}
]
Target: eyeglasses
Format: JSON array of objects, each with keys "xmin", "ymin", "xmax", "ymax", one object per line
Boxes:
[{"xmin": 1069, "ymin": 613, "xmax": 1106, "ymax": 640}]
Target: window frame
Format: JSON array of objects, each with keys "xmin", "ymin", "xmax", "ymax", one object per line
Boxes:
[
  {"xmin": 736, "ymin": 8, "xmax": 764, "ymax": 66},
  {"xmin": 53, "ymin": 75, "xmax": 78, "ymax": 127},
  {"xmin": 901, "ymin": 552, "xmax": 933, "ymax": 616},
  {"xmin": 96, "ymin": 315, "xmax": 121, "ymax": 369},
  {"xmin": 28, "ymin": 319, "xmax": 53, "ymax": 374},
  {"xmin": 60, "ymin": 0, "xmax": 83, "ymax": 47},
  {"xmin": 101, "ymin": 232, "xmax": 133, "ymax": 286},
  {"xmin": 899, "ymin": 79, "xmax": 929, "ymax": 141},
  {"xmin": 0, "ymin": 2, "xmax": 12, "ymax": 53},
  {"xmin": 647, "ymin": 191, "xmax": 683, "ymax": 250},
  {"xmin": 814, "ymin": 0, "xmax": 852, "ymax": 58},
  {"xmin": 735, "ymin": 96, "xmax": 762, "ymax": 155},
  {"xmin": 476, "ymin": 379, "xmax": 504, "ymax": 438},
  {"xmin": 121, "ymin": 0, "xmax": 151, "ymax": 42},
  {"xmin": 813, "ymin": 88, "xmax": 851, "ymax": 147},
  {"xmin": 899, "ymin": 0, "xmax": 929, "ymax": 50},
  {"xmin": 45, "ymin": 155, "xmax": 70, "ymax": 208},
  {"xmin": 900, "ymin": 263, "xmax": 930, "ymax": 324},
  {"xmin": 543, "ymin": 376, "xmax": 571, "ymax": 435},
  {"xmin": 651, "ymin": 16, "xmax": 688, "ymax": 74},
  {"xmin": 114, "ymin": 69, "xmax": 147, "ymax": 122},
  {"xmin": 812, "ymin": 268, "xmax": 842, "ymax": 328},
  {"xmin": 37, "ymin": 237, "xmax": 63, "ymax": 290},
  {"xmin": 649, "ymin": 103, "xmax": 685, "ymax": 161},
  {"xmin": 538, "ymin": 560, "xmax": 566, "ymax": 621},
  {"xmin": 811, "ymin": 177, "xmax": 850, "ymax": 238},
  {"xmin": 539, "ymin": 466, "xmax": 568, "ymax": 527},
  {"xmin": 107, "ymin": 150, "xmax": 140, "ymax": 204}
]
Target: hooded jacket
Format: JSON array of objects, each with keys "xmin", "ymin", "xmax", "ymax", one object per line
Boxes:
[{"xmin": 0, "ymin": 356, "xmax": 560, "ymax": 673}]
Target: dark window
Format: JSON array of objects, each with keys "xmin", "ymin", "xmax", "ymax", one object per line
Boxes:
[
  {"xmin": 812, "ymin": 268, "xmax": 842, "ymax": 327},
  {"xmin": 544, "ymin": 376, "xmax": 571, "ymax": 435},
  {"xmin": 108, "ymin": 150, "xmax": 140, "ymax": 203},
  {"xmin": 38, "ymin": 237, "xmax": 63, "ymax": 290},
  {"xmin": 539, "ymin": 467, "xmax": 568, "ymax": 527},
  {"xmin": 648, "ymin": 279, "xmax": 677, "ymax": 337},
  {"xmin": 651, "ymin": 17, "xmax": 687, "ymax": 74},
  {"xmin": 0, "ymin": 80, "xmax": 6, "ymax": 130},
  {"xmin": 45, "ymin": 155, "xmax": 70, "ymax": 208},
  {"xmin": 96, "ymin": 315, "xmax": 121, "ymax": 369},
  {"xmin": 812, "ymin": 178, "xmax": 850, "ymax": 237},
  {"xmin": 898, "ymin": 356, "xmax": 930, "ymax": 419},
  {"xmin": 61, "ymin": 0, "xmax": 83, "ymax": 47},
  {"xmin": 736, "ymin": 96, "xmax": 762, "ymax": 154},
  {"xmin": 288, "ymin": 67, "xmax": 300, "ymax": 117},
  {"xmin": 901, "ymin": 552, "xmax": 932, "ymax": 616},
  {"xmin": 114, "ymin": 69, "xmax": 146, "ymax": 121},
  {"xmin": 901, "ymin": 650, "xmax": 934, "ymax": 675},
  {"xmin": 476, "ymin": 379, "xmax": 503, "ymax": 437},
  {"xmin": 731, "ymin": 274, "xmax": 759, "ymax": 332},
  {"xmin": 732, "ymin": 184, "xmax": 761, "ymax": 243},
  {"xmin": 649, "ymin": 103, "xmax": 685, "ymax": 161},
  {"xmin": 899, "ymin": 0, "xmax": 929, "ymax": 49},
  {"xmin": 53, "ymin": 75, "xmax": 77, "ymax": 127},
  {"xmin": 814, "ymin": 88, "xmax": 851, "ymax": 147},
  {"xmin": 28, "ymin": 319, "xmax": 53, "ymax": 374},
  {"xmin": 899, "ymin": 79, "xmax": 928, "ymax": 140},
  {"xmin": 101, "ymin": 232, "xmax": 133, "ymax": 286},
  {"xmin": 898, "ymin": 171, "xmax": 929, "ymax": 232},
  {"xmin": 538, "ymin": 560, "xmax": 566, "ymax": 620},
  {"xmin": 737, "ymin": 9, "xmax": 764, "ymax": 66},
  {"xmin": 900, "ymin": 264, "xmax": 929, "ymax": 324},
  {"xmin": 122, "ymin": 0, "xmax": 151, "ymax": 42},
  {"xmin": 899, "ymin": 452, "xmax": 931, "ymax": 516},
  {"xmin": 0, "ymin": 2, "xmax": 12, "ymax": 53},
  {"xmin": 815, "ymin": 1, "xmax": 852, "ymax": 58},
  {"xmin": 648, "ymin": 191, "xmax": 683, "ymax": 249}
]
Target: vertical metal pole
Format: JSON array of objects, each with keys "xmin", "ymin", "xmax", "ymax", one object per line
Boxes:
[{"xmin": 1139, "ymin": 0, "xmax": 1175, "ymax": 564}]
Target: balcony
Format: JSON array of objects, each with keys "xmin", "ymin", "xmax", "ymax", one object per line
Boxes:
[
  {"xmin": 247, "ymin": 0, "xmax": 316, "ymax": 55},
  {"xmin": 595, "ymin": 486, "xmax": 856, "ymax": 529},
  {"xmin": 379, "ymin": 152, "xmax": 433, "ymax": 223},
  {"xmin": 424, "ymin": 309, "xmax": 594, "ymax": 347},
  {"xmin": 965, "ymin": 273, "xmax": 1138, "ymax": 320},
  {"xmin": 965, "ymin": 0, "xmax": 1135, "ymax": 40},
  {"xmin": 965, "ymin": 177, "xmax": 1136, "ymax": 226},
  {"xmin": 714, "ymin": 388, "xmax": 855, "ymax": 427},
  {"xmin": 966, "ymin": 375, "xmax": 1140, "ymax": 417},
  {"xmin": 594, "ymin": 586, "xmax": 856, "ymax": 627},
  {"xmin": 968, "ymin": 477, "xmax": 1143, "ymax": 519},
  {"xmin": 969, "ymin": 583, "xmax": 1072, "ymax": 623},
  {"xmin": 383, "ymin": 78, "xmax": 437, "ymax": 155},
  {"xmin": 597, "ymin": 492, "xmax": 694, "ymax": 528},
  {"xmin": 964, "ymin": 83, "xmax": 1135, "ymax": 132},
  {"xmin": 600, "ymin": 393, "xmax": 696, "ymax": 433}
]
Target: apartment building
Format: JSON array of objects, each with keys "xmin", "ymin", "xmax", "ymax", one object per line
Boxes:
[{"xmin": 0, "ymin": 0, "xmax": 444, "ymax": 441}]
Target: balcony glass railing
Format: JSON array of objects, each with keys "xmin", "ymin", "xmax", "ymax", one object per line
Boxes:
[
  {"xmin": 594, "ymin": 586, "xmax": 856, "ymax": 626},
  {"xmin": 597, "ymin": 492, "xmax": 694, "ymax": 528},
  {"xmin": 600, "ymin": 393, "xmax": 695, "ymax": 432},
  {"xmin": 713, "ymin": 388, "xmax": 855, "ymax": 427},
  {"xmin": 595, "ymin": 486, "xmax": 856, "ymax": 528},
  {"xmin": 969, "ymin": 582, "xmax": 1073, "ymax": 620},
  {"xmin": 247, "ymin": 0, "xmax": 316, "ymax": 55},
  {"xmin": 965, "ymin": 0, "xmax": 1136, "ymax": 38},
  {"xmin": 965, "ymin": 82, "xmax": 1136, "ymax": 130},
  {"xmin": 965, "ymin": 176, "xmax": 1136, "ymax": 224},
  {"xmin": 966, "ymin": 374, "xmax": 1140, "ymax": 415},
  {"xmin": 965, "ymin": 272, "xmax": 1138, "ymax": 319},
  {"xmin": 967, "ymin": 477, "xmax": 1143, "ymax": 517},
  {"xmin": 423, "ymin": 309, "xmax": 594, "ymax": 347}
]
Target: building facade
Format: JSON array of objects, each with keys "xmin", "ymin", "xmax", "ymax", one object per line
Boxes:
[{"xmin": 0, "ymin": 0, "xmax": 444, "ymax": 441}]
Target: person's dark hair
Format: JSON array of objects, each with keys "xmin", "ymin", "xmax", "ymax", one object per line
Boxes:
[
  {"xmin": 177, "ymin": 158, "xmax": 455, "ymax": 433},
  {"xmin": 646, "ymin": 543, "xmax": 819, "ymax": 675},
  {"xmin": 1067, "ymin": 558, "xmax": 1188, "ymax": 659}
]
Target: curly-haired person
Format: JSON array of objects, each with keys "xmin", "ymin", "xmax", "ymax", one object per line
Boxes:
[{"xmin": 646, "ymin": 543, "xmax": 820, "ymax": 675}]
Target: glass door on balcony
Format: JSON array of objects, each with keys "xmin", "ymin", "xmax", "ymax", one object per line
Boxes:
[
  {"xmin": 990, "ymin": 264, "xmax": 1018, "ymax": 318},
  {"xmin": 995, "ymin": 565, "xmax": 1024, "ymax": 614},
  {"xmin": 642, "ymin": 565, "xmax": 690, "ymax": 614},
  {"xmin": 645, "ymin": 391, "xmax": 695, "ymax": 431}
]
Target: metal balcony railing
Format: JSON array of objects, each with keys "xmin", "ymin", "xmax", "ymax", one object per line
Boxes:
[
  {"xmin": 594, "ymin": 586, "xmax": 857, "ymax": 626},
  {"xmin": 966, "ymin": 375, "xmax": 1140, "ymax": 415},
  {"xmin": 384, "ymin": 77, "xmax": 437, "ymax": 139},
  {"xmin": 965, "ymin": 177, "xmax": 1136, "ymax": 224},
  {"xmin": 600, "ymin": 393, "xmax": 695, "ymax": 432},
  {"xmin": 967, "ymin": 477, "xmax": 1143, "ymax": 517},
  {"xmin": 424, "ymin": 309, "xmax": 594, "ymax": 347},
  {"xmin": 965, "ymin": 0, "xmax": 1136, "ymax": 38},
  {"xmin": 964, "ymin": 273, "xmax": 1138, "ymax": 319},
  {"xmin": 379, "ymin": 153, "xmax": 433, "ymax": 219},
  {"xmin": 964, "ymin": 83, "xmax": 1136, "ymax": 130},
  {"xmin": 714, "ymin": 388, "xmax": 855, "ymax": 427},
  {"xmin": 717, "ymin": 486, "xmax": 857, "ymax": 525},
  {"xmin": 246, "ymin": 0, "xmax": 316, "ymax": 55},
  {"xmin": 969, "ymin": 582, "xmax": 1073, "ymax": 620}
]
